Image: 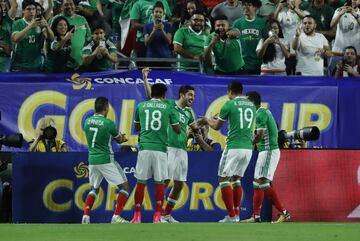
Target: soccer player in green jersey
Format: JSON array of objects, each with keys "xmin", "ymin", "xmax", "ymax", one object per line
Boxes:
[
  {"xmin": 11, "ymin": 0, "xmax": 54, "ymax": 72},
  {"xmin": 82, "ymin": 97, "xmax": 130, "ymax": 224},
  {"xmin": 131, "ymin": 83, "xmax": 181, "ymax": 223},
  {"xmin": 142, "ymin": 68, "xmax": 213, "ymax": 223},
  {"xmin": 199, "ymin": 81, "xmax": 256, "ymax": 223},
  {"xmin": 242, "ymin": 91, "xmax": 290, "ymax": 224}
]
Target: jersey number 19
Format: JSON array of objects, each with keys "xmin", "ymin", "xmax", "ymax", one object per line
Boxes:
[{"xmin": 239, "ymin": 107, "xmax": 254, "ymax": 129}]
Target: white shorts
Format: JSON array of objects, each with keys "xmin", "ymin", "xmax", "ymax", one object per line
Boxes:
[
  {"xmin": 167, "ymin": 147, "xmax": 188, "ymax": 181},
  {"xmin": 89, "ymin": 162, "xmax": 127, "ymax": 188},
  {"xmin": 218, "ymin": 148, "xmax": 253, "ymax": 177},
  {"xmin": 135, "ymin": 150, "xmax": 167, "ymax": 182},
  {"xmin": 254, "ymin": 149, "xmax": 280, "ymax": 181}
]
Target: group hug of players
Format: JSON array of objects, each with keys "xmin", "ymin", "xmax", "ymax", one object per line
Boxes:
[{"xmin": 80, "ymin": 68, "xmax": 290, "ymax": 224}]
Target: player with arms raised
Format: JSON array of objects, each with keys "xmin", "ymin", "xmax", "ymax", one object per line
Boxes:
[
  {"xmin": 82, "ymin": 97, "xmax": 130, "ymax": 224},
  {"xmin": 142, "ymin": 68, "xmax": 214, "ymax": 223},
  {"xmin": 131, "ymin": 83, "xmax": 181, "ymax": 223}
]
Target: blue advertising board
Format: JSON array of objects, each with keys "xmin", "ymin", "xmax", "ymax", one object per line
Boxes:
[
  {"xmin": 1, "ymin": 70, "xmax": 356, "ymax": 150},
  {"xmin": 12, "ymin": 152, "xmax": 269, "ymax": 223}
]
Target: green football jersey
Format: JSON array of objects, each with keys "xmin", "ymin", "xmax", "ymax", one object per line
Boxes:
[
  {"xmin": 173, "ymin": 26, "xmax": 208, "ymax": 70},
  {"xmin": 232, "ymin": 16, "xmax": 265, "ymax": 71},
  {"xmin": 205, "ymin": 32, "xmax": 244, "ymax": 73},
  {"xmin": 135, "ymin": 99, "xmax": 179, "ymax": 152},
  {"xmin": 255, "ymin": 107, "xmax": 279, "ymax": 151},
  {"xmin": 11, "ymin": 18, "xmax": 44, "ymax": 69},
  {"xmin": 219, "ymin": 96, "xmax": 256, "ymax": 149},
  {"xmin": 82, "ymin": 39, "xmax": 117, "ymax": 71},
  {"xmin": 84, "ymin": 115, "xmax": 118, "ymax": 165},
  {"xmin": 165, "ymin": 99, "xmax": 195, "ymax": 150}
]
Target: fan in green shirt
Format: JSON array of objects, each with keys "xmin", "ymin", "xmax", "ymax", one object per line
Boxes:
[
  {"xmin": 232, "ymin": 0, "xmax": 265, "ymax": 74},
  {"xmin": 49, "ymin": 0, "xmax": 91, "ymax": 70},
  {"xmin": 204, "ymin": 15, "xmax": 244, "ymax": 75},
  {"xmin": 82, "ymin": 23, "xmax": 118, "ymax": 72},
  {"xmin": 11, "ymin": 0, "xmax": 54, "ymax": 72},
  {"xmin": 173, "ymin": 11, "xmax": 208, "ymax": 71}
]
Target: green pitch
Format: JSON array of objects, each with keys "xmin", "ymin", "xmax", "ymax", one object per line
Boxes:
[{"xmin": 0, "ymin": 223, "xmax": 359, "ymax": 241}]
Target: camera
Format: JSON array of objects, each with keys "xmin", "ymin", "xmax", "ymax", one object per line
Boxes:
[
  {"xmin": 43, "ymin": 126, "xmax": 57, "ymax": 140},
  {"xmin": 278, "ymin": 126, "xmax": 320, "ymax": 148},
  {"xmin": 0, "ymin": 112, "xmax": 23, "ymax": 150},
  {"xmin": 268, "ymin": 30, "xmax": 274, "ymax": 37}
]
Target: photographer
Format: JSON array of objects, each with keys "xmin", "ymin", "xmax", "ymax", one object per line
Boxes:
[
  {"xmin": 203, "ymin": 15, "xmax": 244, "ymax": 75},
  {"xmin": 334, "ymin": 46, "xmax": 360, "ymax": 78},
  {"xmin": 82, "ymin": 22, "xmax": 118, "ymax": 72},
  {"xmin": 187, "ymin": 124, "xmax": 221, "ymax": 151},
  {"xmin": 29, "ymin": 117, "xmax": 67, "ymax": 152}
]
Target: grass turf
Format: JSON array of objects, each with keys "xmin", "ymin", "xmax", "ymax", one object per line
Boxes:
[{"xmin": 0, "ymin": 223, "xmax": 359, "ymax": 241}]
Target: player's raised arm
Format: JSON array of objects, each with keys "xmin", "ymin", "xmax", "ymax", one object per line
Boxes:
[
  {"xmin": 142, "ymin": 67, "xmax": 152, "ymax": 99},
  {"xmin": 198, "ymin": 114, "xmax": 224, "ymax": 131}
]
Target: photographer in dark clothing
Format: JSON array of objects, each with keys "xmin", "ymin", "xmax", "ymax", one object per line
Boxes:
[{"xmin": 29, "ymin": 117, "xmax": 67, "ymax": 152}]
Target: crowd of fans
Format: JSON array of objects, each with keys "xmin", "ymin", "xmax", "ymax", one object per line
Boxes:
[{"xmin": 0, "ymin": 0, "xmax": 359, "ymax": 77}]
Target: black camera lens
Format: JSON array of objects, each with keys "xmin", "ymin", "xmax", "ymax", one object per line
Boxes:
[{"xmin": 43, "ymin": 126, "xmax": 57, "ymax": 140}]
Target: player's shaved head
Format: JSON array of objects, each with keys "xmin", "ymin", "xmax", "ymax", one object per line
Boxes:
[
  {"xmin": 151, "ymin": 83, "xmax": 167, "ymax": 98},
  {"xmin": 228, "ymin": 81, "xmax": 243, "ymax": 95}
]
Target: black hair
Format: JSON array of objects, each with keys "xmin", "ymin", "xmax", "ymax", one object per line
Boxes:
[
  {"xmin": 95, "ymin": 97, "xmax": 109, "ymax": 113},
  {"xmin": 92, "ymin": 21, "xmax": 106, "ymax": 33},
  {"xmin": 22, "ymin": 0, "xmax": 36, "ymax": 10},
  {"xmin": 180, "ymin": 0, "xmax": 207, "ymax": 25},
  {"xmin": 213, "ymin": 15, "xmax": 228, "ymax": 22},
  {"xmin": 262, "ymin": 20, "xmax": 284, "ymax": 64},
  {"xmin": 303, "ymin": 15, "xmax": 316, "ymax": 23},
  {"xmin": 246, "ymin": 91, "xmax": 261, "ymax": 106},
  {"xmin": 178, "ymin": 85, "xmax": 195, "ymax": 98},
  {"xmin": 153, "ymin": 1, "xmax": 164, "ymax": 11},
  {"xmin": 191, "ymin": 9, "xmax": 205, "ymax": 18},
  {"xmin": 51, "ymin": 16, "xmax": 70, "ymax": 39},
  {"xmin": 228, "ymin": 81, "xmax": 243, "ymax": 95},
  {"xmin": 151, "ymin": 83, "xmax": 167, "ymax": 98},
  {"xmin": 242, "ymin": 0, "xmax": 262, "ymax": 8},
  {"xmin": 344, "ymin": 46, "xmax": 358, "ymax": 56},
  {"xmin": 34, "ymin": 2, "xmax": 44, "ymax": 15}
]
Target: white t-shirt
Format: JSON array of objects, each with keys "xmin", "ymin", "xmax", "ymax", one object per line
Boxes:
[
  {"xmin": 294, "ymin": 32, "xmax": 329, "ymax": 76},
  {"xmin": 332, "ymin": 8, "xmax": 360, "ymax": 53},
  {"xmin": 256, "ymin": 38, "xmax": 288, "ymax": 72}
]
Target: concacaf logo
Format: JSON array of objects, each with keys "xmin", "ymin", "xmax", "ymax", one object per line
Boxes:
[
  {"xmin": 67, "ymin": 73, "xmax": 92, "ymax": 90},
  {"xmin": 74, "ymin": 162, "xmax": 89, "ymax": 178}
]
